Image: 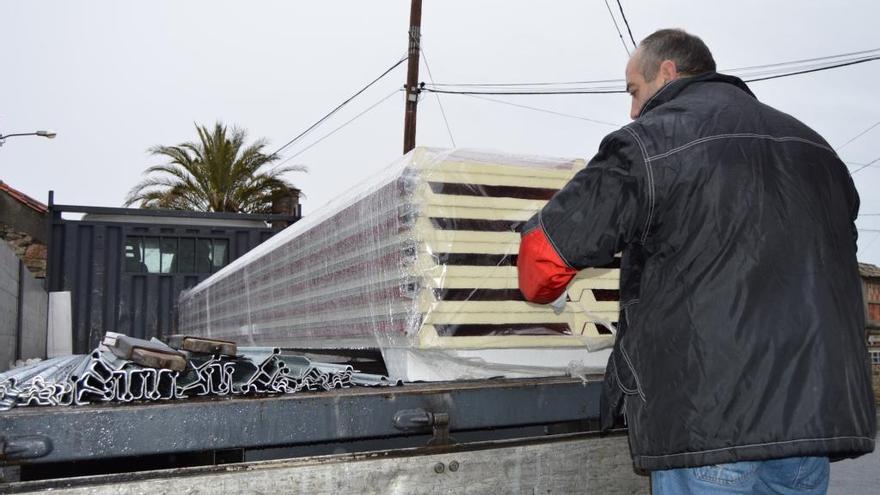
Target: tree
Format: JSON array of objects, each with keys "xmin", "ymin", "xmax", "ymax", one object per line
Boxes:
[{"xmin": 125, "ymin": 122, "xmax": 305, "ymax": 213}]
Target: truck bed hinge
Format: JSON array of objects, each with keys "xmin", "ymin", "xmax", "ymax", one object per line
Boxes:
[{"xmin": 392, "ymin": 408, "xmax": 454, "ymax": 446}]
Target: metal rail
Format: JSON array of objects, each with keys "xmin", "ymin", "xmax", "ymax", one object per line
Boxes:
[
  {"xmin": 0, "ymin": 345, "xmax": 391, "ymax": 411},
  {"xmin": 51, "ymin": 203, "xmax": 301, "ymax": 222},
  {"xmin": 0, "ymin": 376, "xmax": 603, "ymax": 465}
]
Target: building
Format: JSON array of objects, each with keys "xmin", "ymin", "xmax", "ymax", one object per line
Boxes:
[
  {"xmin": 0, "ymin": 181, "xmax": 48, "ymax": 278},
  {"xmin": 860, "ymin": 262, "xmax": 880, "ymax": 403},
  {"xmin": 0, "ymin": 181, "xmax": 302, "ymax": 369},
  {"xmin": 47, "ymin": 194, "xmax": 301, "ymax": 354}
]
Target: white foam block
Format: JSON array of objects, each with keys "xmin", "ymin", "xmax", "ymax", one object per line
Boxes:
[
  {"xmin": 383, "ymin": 346, "xmax": 612, "ymax": 381},
  {"xmin": 47, "ymin": 291, "xmax": 72, "ymax": 358}
]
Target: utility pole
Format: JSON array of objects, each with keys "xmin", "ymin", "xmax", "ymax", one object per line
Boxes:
[{"xmin": 403, "ymin": 0, "xmax": 422, "ymax": 154}]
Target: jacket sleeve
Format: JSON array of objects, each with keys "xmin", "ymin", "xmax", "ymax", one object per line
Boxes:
[{"xmin": 518, "ymin": 129, "xmax": 650, "ymax": 303}]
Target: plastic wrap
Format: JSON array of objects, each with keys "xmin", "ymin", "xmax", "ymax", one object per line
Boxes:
[{"xmin": 176, "ymin": 148, "xmax": 620, "ymax": 380}]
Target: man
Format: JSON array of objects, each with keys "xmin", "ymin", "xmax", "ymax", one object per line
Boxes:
[{"xmin": 517, "ymin": 29, "xmax": 876, "ymax": 493}]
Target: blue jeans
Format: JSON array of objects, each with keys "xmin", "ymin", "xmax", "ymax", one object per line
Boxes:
[{"xmin": 651, "ymin": 456, "xmax": 830, "ymax": 494}]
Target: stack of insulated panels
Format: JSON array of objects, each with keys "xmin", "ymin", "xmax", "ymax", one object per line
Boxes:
[
  {"xmin": 408, "ymin": 151, "xmax": 619, "ymax": 351},
  {"xmin": 176, "ymin": 148, "xmax": 620, "ymax": 380},
  {"xmin": 178, "ymin": 174, "xmax": 416, "ymax": 349}
]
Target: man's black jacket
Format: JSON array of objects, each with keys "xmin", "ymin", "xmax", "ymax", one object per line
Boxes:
[{"xmin": 518, "ymin": 72, "xmax": 876, "ymax": 470}]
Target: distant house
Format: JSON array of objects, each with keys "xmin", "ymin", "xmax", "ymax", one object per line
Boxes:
[
  {"xmin": 0, "ymin": 181, "xmax": 48, "ymax": 277},
  {"xmin": 860, "ymin": 262, "xmax": 880, "ymax": 403}
]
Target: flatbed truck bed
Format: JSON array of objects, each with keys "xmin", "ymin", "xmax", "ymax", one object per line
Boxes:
[{"xmin": 0, "ymin": 375, "xmax": 650, "ymax": 493}]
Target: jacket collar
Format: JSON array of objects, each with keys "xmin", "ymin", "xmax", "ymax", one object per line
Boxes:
[{"xmin": 638, "ymin": 72, "xmax": 756, "ymax": 117}]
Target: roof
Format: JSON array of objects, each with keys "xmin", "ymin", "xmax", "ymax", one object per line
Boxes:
[
  {"xmin": 0, "ymin": 181, "xmax": 47, "ymax": 214},
  {"xmin": 859, "ymin": 262, "xmax": 880, "ymax": 279}
]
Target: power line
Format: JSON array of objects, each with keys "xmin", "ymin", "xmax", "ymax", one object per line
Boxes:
[
  {"xmin": 850, "ymin": 156, "xmax": 880, "ymax": 175},
  {"xmin": 269, "ymin": 56, "xmax": 408, "ymax": 158},
  {"xmin": 838, "ymin": 119, "xmax": 880, "ymax": 151},
  {"xmin": 733, "ymin": 57, "xmax": 877, "ymax": 79},
  {"xmin": 725, "ymin": 48, "xmax": 880, "ymax": 74},
  {"xmin": 844, "ymin": 160, "xmax": 880, "ymax": 172},
  {"xmin": 428, "ymin": 51, "xmax": 880, "ymax": 88},
  {"xmin": 424, "ymin": 87, "xmax": 627, "ymax": 96},
  {"xmin": 275, "ymin": 89, "xmax": 402, "ymax": 167},
  {"xmin": 463, "ymin": 93, "xmax": 621, "ymax": 127},
  {"xmin": 603, "ymin": 0, "xmax": 631, "ymax": 56},
  {"xmin": 420, "ymin": 47, "xmax": 456, "ymax": 148},
  {"xmin": 428, "ymin": 78, "xmax": 624, "ymax": 88},
  {"xmin": 426, "ymin": 48, "xmax": 880, "ymax": 90},
  {"xmin": 742, "ymin": 55, "xmax": 880, "ymax": 82},
  {"xmin": 422, "ymin": 54, "xmax": 880, "ymax": 96},
  {"xmin": 862, "ymin": 231, "xmax": 880, "ymax": 252},
  {"xmin": 616, "ymin": 0, "xmax": 637, "ymax": 47}
]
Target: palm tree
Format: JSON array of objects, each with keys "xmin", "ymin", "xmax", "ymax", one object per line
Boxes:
[{"xmin": 125, "ymin": 122, "xmax": 305, "ymax": 213}]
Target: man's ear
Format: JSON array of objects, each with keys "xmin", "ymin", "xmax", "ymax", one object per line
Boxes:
[{"xmin": 658, "ymin": 59, "xmax": 679, "ymax": 83}]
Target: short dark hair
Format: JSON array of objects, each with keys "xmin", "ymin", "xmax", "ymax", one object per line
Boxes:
[{"xmin": 638, "ymin": 29, "xmax": 716, "ymax": 81}]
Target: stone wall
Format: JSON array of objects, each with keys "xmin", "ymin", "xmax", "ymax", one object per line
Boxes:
[
  {"xmin": 0, "ymin": 184, "xmax": 48, "ymax": 279},
  {"xmin": 0, "ymin": 224, "xmax": 46, "ymax": 279}
]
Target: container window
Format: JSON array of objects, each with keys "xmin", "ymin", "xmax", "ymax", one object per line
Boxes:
[
  {"xmin": 212, "ymin": 239, "xmax": 229, "ymax": 272},
  {"xmin": 124, "ymin": 237, "xmax": 145, "ymax": 273},
  {"xmin": 124, "ymin": 235, "xmax": 230, "ymax": 274},
  {"xmin": 143, "ymin": 237, "xmax": 161, "ymax": 273},
  {"xmin": 196, "ymin": 238, "xmax": 212, "ymax": 273},
  {"xmin": 160, "ymin": 238, "xmax": 178, "ymax": 273}
]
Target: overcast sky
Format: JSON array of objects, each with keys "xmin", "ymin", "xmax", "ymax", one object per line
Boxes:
[{"xmin": 2, "ymin": 0, "xmax": 879, "ymax": 263}]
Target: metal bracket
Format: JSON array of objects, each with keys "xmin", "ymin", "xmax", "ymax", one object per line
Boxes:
[
  {"xmin": 0, "ymin": 435, "xmax": 53, "ymax": 462},
  {"xmin": 392, "ymin": 408, "xmax": 454, "ymax": 446}
]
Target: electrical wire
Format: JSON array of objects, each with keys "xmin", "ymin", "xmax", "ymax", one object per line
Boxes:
[
  {"xmin": 428, "ymin": 78, "xmax": 625, "ymax": 88},
  {"xmin": 420, "ymin": 47, "xmax": 457, "ymax": 147},
  {"xmin": 843, "ymin": 159, "xmax": 880, "ymax": 173},
  {"xmin": 616, "ymin": 0, "xmax": 637, "ymax": 47},
  {"xmin": 861, "ymin": 231, "xmax": 880, "ymax": 252},
  {"xmin": 723, "ymin": 47, "xmax": 880, "ymax": 74},
  {"xmin": 742, "ymin": 56, "xmax": 880, "ymax": 82},
  {"xmin": 269, "ymin": 56, "xmax": 408, "ymax": 157},
  {"xmin": 423, "ymin": 87, "xmax": 628, "ymax": 96},
  {"xmin": 425, "ymin": 48, "xmax": 880, "ymax": 91},
  {"xmin": 849, "ymin": 156, "xmax": 880, "ymax": 175},
  {"xmin": 427, "ymin": 53, "xmax": 879, "ymax": 88},
  {"xmin": 462, "ymin": 93, "xmax": 621, "ymax": 127},
  {"xmin": 838, "ymin": 119, "xmax": 880, "ymax": 151},
  {"xmin": 421, "ymin": 54, "xmax": 880, "ymax": 95},
  {"xmin": 275, "ymin": 89, "xmax": 402, "ymax": 167},
  {"xmin": 603, "ymin": 0, "xmax": 631, "ymax": 56}
]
